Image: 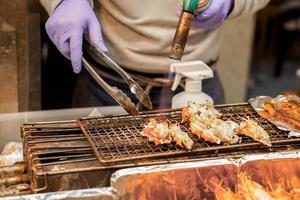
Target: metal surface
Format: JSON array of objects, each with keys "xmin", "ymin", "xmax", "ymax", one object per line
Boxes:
[
  {"xmin": 0, "ymin": 184, "xmax": 30, "ymax": 197},
  {"xmin": 78, "ymin": 103, "xmax": 300, "ymax": 164},
  {"xmin": 82, "ymin": 58, "xmax": 139, "ymax": 115},
  {"xmin": 0, "ymin": 162, "xmax": 30, "ymax": 197},
  {"xmin": 169, "ymin": 11, "xmax": 194, "ymax": 60},
  {"xmin": 83, "ymin": 38, "xmax": 152, "ymax": 112},
  {"xmin": 0, "ymin": 162, "xmax": 25, "ymax": 177},
  {"xmin": 0, "ymin": 175, "xmax": 29, "ymax": 187},
  {"xmin": 111, "ymin": 152, "xmax": 300, "ymax": 200},
  {"xmin": 21, "ymin": 121, "xmax": 113, "ymax": 193},
  {"xmin": 1, "ymin": 188, "xmax": 114, "ymax": 200},
  {"xmin": 170, "ymin": 0, "xmax": 210, "ymax": 60},
  {"xmin": 249, "ymin": 95, "xmax": 300, "ymax": 135},
  {"xmin": 18, "ymin": 116, "xmax": 300, "ymax": 194}
]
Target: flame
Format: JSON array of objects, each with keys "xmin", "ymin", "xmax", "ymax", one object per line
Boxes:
[
  {"xmin": 210, "ymin": 180, "xmax": 243, "ymax": 200},
  {"xmin": 211, "ymin": 171, "xmax": 300, "ymax": 200},
  {"xmin": 118, "ymin": 158, "xmax": 300, "ymax": 200},
  {"xmin": 207, "ymin": 159, "xmax": 300, "ymax": 200}
]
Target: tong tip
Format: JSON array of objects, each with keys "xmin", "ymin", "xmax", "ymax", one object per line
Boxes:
[{"xmin": 130, "ymin": 84, "xmax": 153, "ymax": 110}]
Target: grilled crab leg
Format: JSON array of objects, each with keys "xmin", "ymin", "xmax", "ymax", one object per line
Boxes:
[
  {"xmin": 190, "ymin": 119, "xmax": 222, "ymax": 144},
  {"xmin": 140, "ymin": 119, "xmax": 172, "ymax": 145},
  {"xmin": 210, "ymin": 119, "xmax": 240, "ymax": 145},
  {"xmin": 182, "ymin": 102, "xmax": 240, "ymax": 144},
  {"xmin": 169, "ymin": 124, "xmax": 194, "ymax": 150},
  {"xmin": 181, "ymin": 102, "xmax": 222, "ymax": 123},
  {"xmin": 141, "ymin": 119, "xmax": 194, "ymax": 150},
  {"xmin": 235, "ymin": 119, "xmax": 271, "ymax": 147}
]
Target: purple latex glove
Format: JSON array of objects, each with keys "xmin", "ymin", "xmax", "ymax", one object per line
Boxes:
[
  {"xmin": 193, "ymin": 0, "xmax": 233, "ymax": 29},
  {"xmin": 45, "ymin": 0, "xmax": 107, "ymax": 73}
]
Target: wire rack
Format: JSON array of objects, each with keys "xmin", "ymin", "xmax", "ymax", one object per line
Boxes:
[{"xmin": 77, "ymin": 103, "xmax": 300, "ymax": 163}]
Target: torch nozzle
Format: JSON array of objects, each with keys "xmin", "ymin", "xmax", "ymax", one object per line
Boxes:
[{"xmin": 169, "ymin": 11, "xmax": 194, "ymax": 61}]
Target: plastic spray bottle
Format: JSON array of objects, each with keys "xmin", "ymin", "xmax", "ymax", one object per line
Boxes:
[{"xmin": 170, "ymin": 60, "xmax": 214, "ymax": 109}]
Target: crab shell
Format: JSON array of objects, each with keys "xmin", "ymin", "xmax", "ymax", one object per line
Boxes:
[
  {"xmin": 169, "ymin": 124, "xmax": 194, "ymax": 150},
  {"xmin": 190, "ymin": 120, "xmax": 222, "ymax": 144},
  {"xmin": 141, "ymin": 119, "xmax": 172, "ymax": 145}
]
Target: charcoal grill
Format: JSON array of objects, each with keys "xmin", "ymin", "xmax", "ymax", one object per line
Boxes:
[
  {"xmin": 6, "ymin": 103, "xmax": 299, "ymax": 195},
  {"xmin": 77, "ymin": 103, "xmax": 300, "ymax": 163}
]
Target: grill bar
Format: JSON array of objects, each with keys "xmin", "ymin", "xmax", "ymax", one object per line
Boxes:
[
  {"xmin": 0, "ymin": 184, "xmax": 30, "ymax": 197},
  {"xmin": 22, "ymin": 123, "xmax": 96, "ymax": 173},
  {"xmin": 78, "ymin": 103, "xmax": 298, "ymax": 163},
  {"xmin": 0, "ymin": 162, "xmax": 30, "ymax": 198}
]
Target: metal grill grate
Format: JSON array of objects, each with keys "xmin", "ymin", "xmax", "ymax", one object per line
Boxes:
[{"xmin": 78, "ymin": 103, "xmax": 300, "ymax": 163}]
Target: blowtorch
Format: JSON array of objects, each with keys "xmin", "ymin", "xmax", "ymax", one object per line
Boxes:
[{"xmin": 170, "ymin": 0, "xmax": 211, "ymax": 61}]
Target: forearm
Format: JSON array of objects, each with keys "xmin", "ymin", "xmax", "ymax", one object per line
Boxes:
[
  {"xmin": 228, "ymin": 0, "xmax": 270, "ymax": 19},
  {"xmin": 39, "ymin": 0, "xmax": 93, "ymax": 15},
  {"xmin": 39, "ymin": 0, "xmax": 63, "ymax": 14}
]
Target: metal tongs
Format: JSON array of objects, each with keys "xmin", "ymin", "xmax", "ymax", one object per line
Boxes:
[{"xmin": 82, "ymin": 38, "xmax": 152, "ymax": 115}]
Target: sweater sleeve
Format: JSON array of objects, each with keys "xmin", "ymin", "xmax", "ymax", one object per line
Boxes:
[
  {"xmin": 39, "ymin": 0, "xmax": 94, "ymax": 15},
  {"xmin": 228, "ymin": 0, "xmax": 270, "ymax": 19}
]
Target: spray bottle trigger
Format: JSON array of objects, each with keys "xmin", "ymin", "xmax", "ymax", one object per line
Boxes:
[{"xmin": 171, "ymin": 73, "xmax": 183, "ymax": 91}]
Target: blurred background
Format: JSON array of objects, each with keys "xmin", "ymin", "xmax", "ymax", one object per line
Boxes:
[{"xmin": 0, "ymin": 0, "xmax": 299, "ymax": 113}]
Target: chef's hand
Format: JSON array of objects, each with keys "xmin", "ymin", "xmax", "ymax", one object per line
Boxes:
[
  {"xmin": 45, "ymin": 0, "xmax": 107, "ymax": 73},
  {"xmin": 193, "ymin": 0, "xmax": 233, "ymax": 29}
]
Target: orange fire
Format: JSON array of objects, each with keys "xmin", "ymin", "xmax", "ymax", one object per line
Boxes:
[
  {"xmin": 117, "ymin": 158, "xmax": 300, "ymax": 200},
  {"xmin": 212, "ymin": 172, "xmax": 300, "ymax": 200}
]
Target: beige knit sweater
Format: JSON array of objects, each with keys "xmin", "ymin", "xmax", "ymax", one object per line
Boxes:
[{"xmin": 40, "ymin": 0, "xmax": 270, "ymax": 73}]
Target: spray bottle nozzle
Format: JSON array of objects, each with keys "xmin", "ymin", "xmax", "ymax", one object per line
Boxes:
[{"xmin": 170, "ymin": 60, "xmax": 214, "ymax": 91}]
